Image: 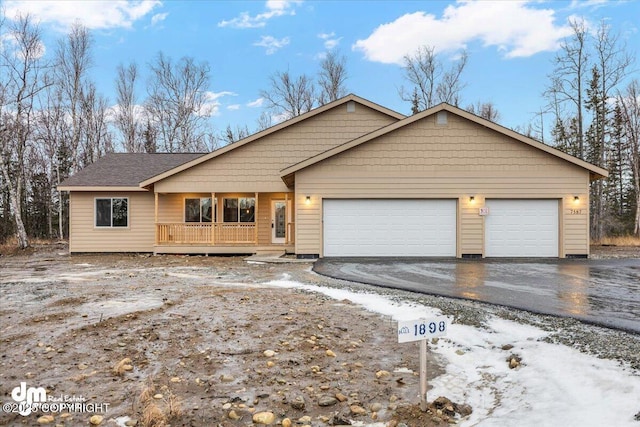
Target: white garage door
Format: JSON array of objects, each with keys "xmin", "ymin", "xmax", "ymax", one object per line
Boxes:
[
  {"xmin": 323, "ymin": 199, "xmax": 456, "ymax": 257},
  {"xmin": 485, "ymin": 199, "xmax": 559, "ymax": 257}
]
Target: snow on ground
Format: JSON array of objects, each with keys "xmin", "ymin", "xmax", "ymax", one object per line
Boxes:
[{"xmin": 268, "ymin": 276, "xmax": 640, "ymax": 427}]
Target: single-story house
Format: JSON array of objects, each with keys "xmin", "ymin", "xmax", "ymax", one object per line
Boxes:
[{"xmin": 58, "ymin": 94, "xmax": 608, "ymax": 258}]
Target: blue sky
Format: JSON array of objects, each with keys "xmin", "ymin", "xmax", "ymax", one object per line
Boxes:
[{"xmin": 4, "ymin": 0, "xmax": 639, "ymax": 141}]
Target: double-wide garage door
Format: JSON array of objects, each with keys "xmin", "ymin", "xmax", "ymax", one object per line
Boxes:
[{"xmin": 323, "ymin": 199, "xmax": 457, "ymax": 257}]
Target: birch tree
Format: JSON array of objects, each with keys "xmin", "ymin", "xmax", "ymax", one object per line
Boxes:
[
  {"xmin": 0, "ymin": 14, "xmax": 49, "ymax": 249},
  {"xmin": 399, "ymin": 45, "xmax": 468, "ymax": 113},
  {"xmin": 260, "ymin": 70, "xmax": 316, "ymax": 119},
  {"xmin": 318, "ymin": 50, "xmax": 348, "ymax": 105},
  {"xmin": 145, "ymin": 52, "xmax": 212, "ymax": 152},
  {"xmin": 54, "ymin": 22, "xmax": 93, "ymax": 171},
  {"xmin": 114, "ymin": 62, "xmax": 141, "ymax": 152},
  {"xmin": 617, "ymin": 80, "xmax": 640, "ymax": 236},
  {"xmin": 546, "ymin": 19, "xmax": 589, "ymax": 159}
]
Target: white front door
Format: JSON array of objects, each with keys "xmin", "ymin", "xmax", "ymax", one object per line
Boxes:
[{"xmin": 272, "ymin": 200, "xmax": 287, "ymax": 244}]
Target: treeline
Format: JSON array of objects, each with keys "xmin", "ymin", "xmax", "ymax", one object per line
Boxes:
[{"xmin": 0, "ymin": 14, "xmax": 638, "ymax": 249}]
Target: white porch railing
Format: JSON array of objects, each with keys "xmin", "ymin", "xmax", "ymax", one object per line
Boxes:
[{"xmin": 156, "ymin": 223, "xmax": 257, "ymax": 245}]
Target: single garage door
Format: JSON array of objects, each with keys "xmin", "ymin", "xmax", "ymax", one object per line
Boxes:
[
  {"xmin": 485, "ymin": 199, "xmax": 559, "ymax": 257},
  {"xmin": 323, "ymin": 199, "xmax": 456, "ymax": 257}
]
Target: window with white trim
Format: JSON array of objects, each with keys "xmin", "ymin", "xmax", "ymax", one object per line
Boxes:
[
  {"xmin": 95, "ymin": 198, "xmax": 128, "ymax": 227},
  {"xmin": 185, "ymin": 197, "xmax": 214, "ymax": 222},
  {"xmin": 223, "ymin": 197, "xmax": 255, "ymax": 222}
]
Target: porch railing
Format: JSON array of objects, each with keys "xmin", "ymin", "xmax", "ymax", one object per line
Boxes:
[{"xmin": 156, "ymin": 223, "xmax": 257, "ymax": 245}]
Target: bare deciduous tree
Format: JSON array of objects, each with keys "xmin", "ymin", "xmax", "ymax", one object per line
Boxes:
[
  {"xmin": 318, "ymin": 50, "xmax": 348, "ymax": 105},
  {"xmin": 79, "ymin": 82, "xmax": 112, "ymax": 165},
  {"xmin": 399, "ymin": 46, "xmax": 468, "ymax": 113},
  {"xmin": 466, "ymin": 101, "xmax": 500, "ymax": 122},
  {"xmin": 545, "ymin": 18, "xmax": 589, "ymax": 159},
  {"xmin": 54, "ymin": 21, "xmax": 93, "ymax": 171},
  {"xmin": 617, "ymin": 80, "xmax": 640, "ymax": 235},
  {"xmin": 114, "ymin": 62, "xmax": 141, "ymax": 152},
  {"xmin": 219, "ymin": 124, "xmax": 250, "ymax": 146},
  {"xmin": 256, "ymin": 111, "xmax": 272, "ymax": 132},
  {"xmin": 36, "ymin": 84, "xmax": 70, "ymax": 239},
  {"xmin": 588, "ymin": 20, "xmax": 634, "ymax": 240},
  {"xmin": 0, "ymin": 14, "xmax": 49, "ymax": 249},
  {"xmin": 260, "ymin": 70, "xmax": 315, "ymax": 120},
  {"xmin": 145, "ymin": 52, "xmax": 212, "ymax": 153}
]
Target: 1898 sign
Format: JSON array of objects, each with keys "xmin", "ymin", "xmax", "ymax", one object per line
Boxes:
[{"xmin": 397, "ymin": 317, "xmax": 448, "ymax": 343}]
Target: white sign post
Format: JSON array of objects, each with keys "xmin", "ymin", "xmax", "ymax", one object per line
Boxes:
[{"xmin": 397, "ymin": 317, "xmax": 448, "ymax": 411}]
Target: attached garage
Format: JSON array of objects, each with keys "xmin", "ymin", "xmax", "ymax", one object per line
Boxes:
[
  {"xmin": 283, "ymin": 103, "xmax": 609, "ymax": 259},
  {"xmin": 323, "ymin": 199, "xmax": 456, "ymax": 257},
  {"xmin": 484, "ymin": 199, "xmax": 559, "ymax": 257}
]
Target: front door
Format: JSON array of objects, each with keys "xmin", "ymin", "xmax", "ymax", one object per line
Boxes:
[{"xmin": 272, "ymin": 200, "xmax": 286, "ymax": 244}]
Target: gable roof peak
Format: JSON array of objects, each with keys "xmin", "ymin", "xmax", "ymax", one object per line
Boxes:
[{"xmin": 138, "ymin": 93, "xmax": 405, "ymax": 188}]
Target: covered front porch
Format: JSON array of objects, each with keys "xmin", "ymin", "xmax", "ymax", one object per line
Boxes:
[{"xmin": 152, "ymin": 191, "xmax": 294, "ymax": 254}]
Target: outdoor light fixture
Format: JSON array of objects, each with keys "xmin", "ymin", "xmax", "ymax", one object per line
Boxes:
[
  {"xmin": 470, "ymin": 196, "xmax": 475, "ymax": 203},
  {"xmin": 305, "ymin": 196, "xmax": 311, "ymax": 205},
  {"xmin": 574, "ymin": 196, "xmax": 580, "ymax": 203}
]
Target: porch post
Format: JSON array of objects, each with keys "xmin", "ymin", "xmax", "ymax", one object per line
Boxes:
[
  {"xmin": 154, "ymin": 192, "xmax": 158, "ymax": 244},
  {"xmin": 254, "ymin": 192, "xmax": 259, "ymax": 244},
  {"xmin": 211, "ymin": 192, "xmax": 215, "ymax": 245},
  {"xmin": 285, "ymin": 192, "xmax": 289, "ymax": 244}
]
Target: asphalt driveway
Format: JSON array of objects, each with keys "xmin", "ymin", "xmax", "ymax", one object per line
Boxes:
[{"xmin": 314, "ymin": 258, "xmax": 640, "ymax": 334}]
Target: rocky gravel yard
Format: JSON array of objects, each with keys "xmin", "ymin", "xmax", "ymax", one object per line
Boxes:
[{"xmin": 0, "ymin": 244, "xmax": 638, "ymax": 427}]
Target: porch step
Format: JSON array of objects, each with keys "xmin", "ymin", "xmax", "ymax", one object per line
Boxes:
[{"xmin": 254, "ymin": 249, "xmax": 286, "ymax": 257}]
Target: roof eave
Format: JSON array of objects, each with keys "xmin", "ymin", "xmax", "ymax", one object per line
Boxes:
[{"xmin": 57, "ymin": 186, "xmax": 148, "ymax": 192}]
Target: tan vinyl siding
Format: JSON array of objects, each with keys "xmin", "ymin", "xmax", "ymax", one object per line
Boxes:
[
  {"xmin": 69, "ymin": 192, "xmax": 155, "ymax": 252},
  {"xmin": 155, "ymin": 104, "xmax": 398, "ymax": 193},
  {"xmin": 295, "ymin": 113, "xmax": 591, "ymax": 257}
]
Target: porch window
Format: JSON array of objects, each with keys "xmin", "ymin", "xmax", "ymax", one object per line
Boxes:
[
  {"xmin": 223, "ymin": 197, "xmax": 255, "ymax": 222},
  {"xmin": 185, "ymin": 197, "xmax": 214, "ymax": 222},
  {"xmin": 95, "ymin": 198, "xmax": 128, "ymax": 227}
]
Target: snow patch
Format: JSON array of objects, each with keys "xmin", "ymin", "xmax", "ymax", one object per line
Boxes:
[{"xmin": 266, "ymin": 277, "xmax": 640, "ymax": 427}]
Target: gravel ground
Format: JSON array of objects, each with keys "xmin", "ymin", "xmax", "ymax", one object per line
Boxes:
[
  {"xmin": 0, "ymin": 243, "xmax": 638, "ymax": 427},
  {"xmin": 292, "ymin": 263, "xmax": 640, "ymax": 371}
]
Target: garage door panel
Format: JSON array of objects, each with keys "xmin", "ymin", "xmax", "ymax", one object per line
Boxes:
[
  {"xmin": 485, "ymin": 200, "xmax": 558, "ymax": 257},
  {"xmin": 323, "ymin": 199, "xmax": 456, "ymax": 257}
]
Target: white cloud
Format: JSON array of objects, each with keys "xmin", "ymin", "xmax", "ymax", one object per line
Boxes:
[
  {"xmin": 227, "ymin": 104, "xmax": 241, "ymax": 111},
  {"xmin": 198, "ymin": 91, "xmax": 237, "ymax": 116},
  {"xmin": 151, "ymin": 12, "xmax": 168, "ymax": 26},
  {"xmin": 353, "ymin": 1, "xmax": 573, "ymax": 64},
  {"xmin": 254, "ymin": 35, "xmax": 290, "ymax": 55},
  {"xmin": 218, "ymin": 0, "xmax": 301, "ymax": 29},
  {"xmin": 4, "ymin": 0, "xmax": 162, "ymax": 30},
  {"xmin": 106, "ymin": 103, "xmax": 147, "ymax": 124},
  {"xmin": 247, "ymin": 98, "xmax": 264, "ymax": 108},
  {"xmin": 568, "ymin": 0, "xmax": 609, "ymax": 10},
  {"xmin": 318, "ymin": 32, "xmax": 341, "ymax": 50}
]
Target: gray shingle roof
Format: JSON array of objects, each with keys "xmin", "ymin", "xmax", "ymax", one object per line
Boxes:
[{"xmin": 59, "ymin": 153, "xmax": 205, "ymax": 187}]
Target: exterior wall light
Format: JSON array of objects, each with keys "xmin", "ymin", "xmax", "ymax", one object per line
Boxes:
[
  {"xmin": 574, "ymin": 196, "xmax": 580, "ymax": 203},
  {"xmin": 470, "ymin": 196, "xmax": 475, "ymax": 203},
  {"xmin": 305, "ymin": 196, "xmax": 311, "ymax": 205}
]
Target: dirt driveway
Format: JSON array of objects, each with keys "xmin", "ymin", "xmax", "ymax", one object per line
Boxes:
[{"xmin": 0, "ymin": 246, "xmax": 462, "ymax": 427}]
